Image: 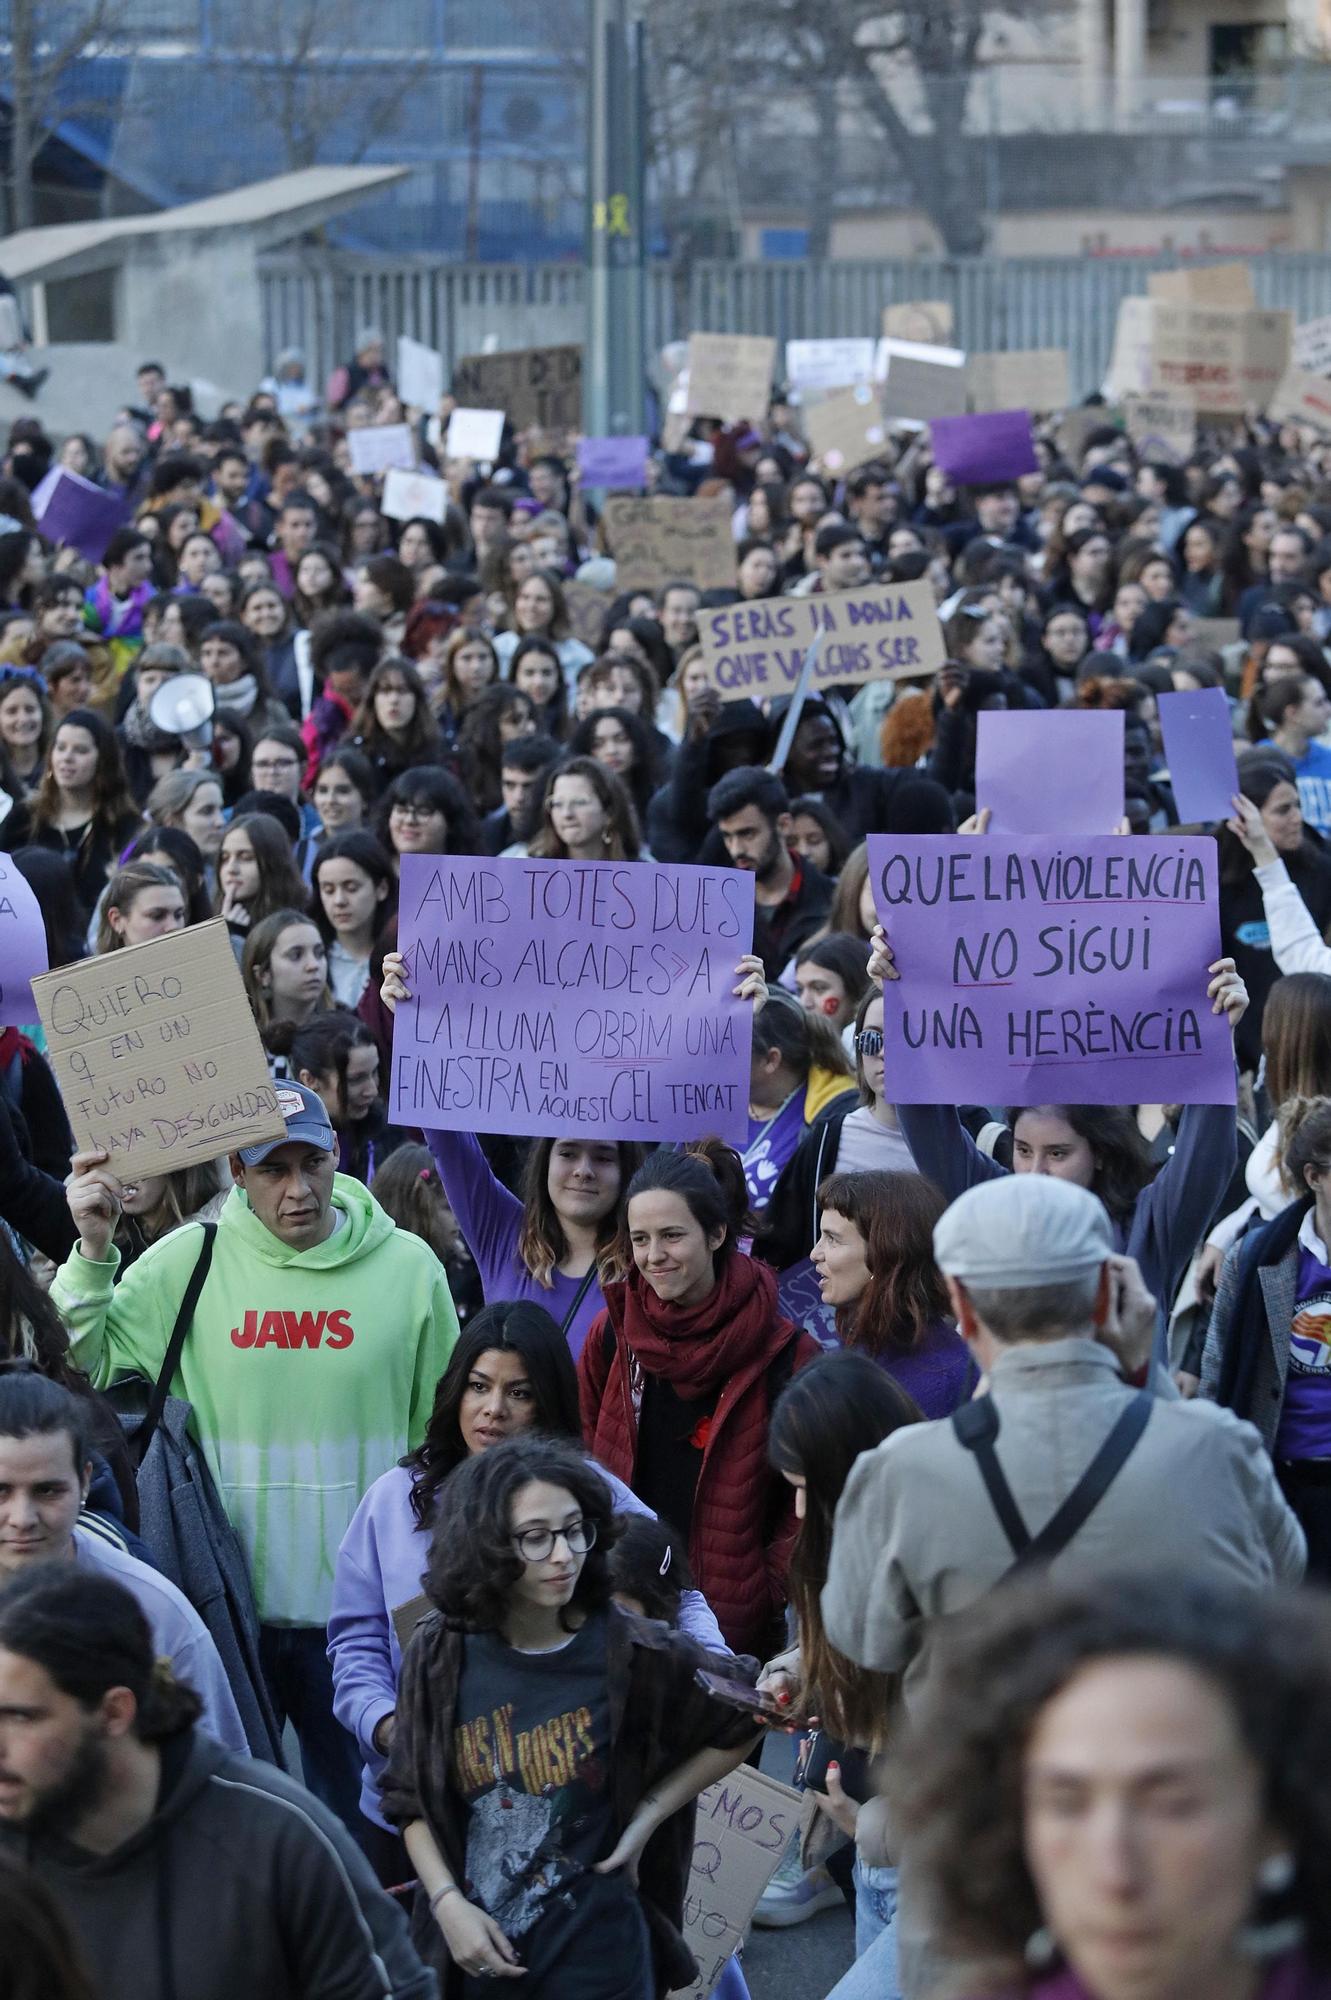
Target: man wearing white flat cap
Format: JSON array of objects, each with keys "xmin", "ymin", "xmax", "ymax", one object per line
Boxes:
[{"xmin": 823, "ymin": 1172, "xmax": 1305, "ymax": 1693}]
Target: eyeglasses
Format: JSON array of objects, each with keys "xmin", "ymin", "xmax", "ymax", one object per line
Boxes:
[
  {"xmin": 854, "ymin": 1028, "xmax": 884, "ymax": 1057},
  {"xmin": 511, "ymin": 1519, "xmax": 596, "ymax": 1564},
  {"xmin": 391, "ymin": 803, "xmax": 441, "ymax": 822}
]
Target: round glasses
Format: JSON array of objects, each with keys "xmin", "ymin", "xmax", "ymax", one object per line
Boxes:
[
  {"xmin": 854, "ymin": 1028, "xmax": 884, "ymax": 1057},
  {"xmin": 511, "ymin": 1518, "xmax": 596, "ymax": 1564}
]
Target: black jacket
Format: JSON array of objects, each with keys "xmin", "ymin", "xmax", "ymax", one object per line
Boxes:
[
  {"xmin": 645, "ymin": 700, "xmax": 769, "ymax": 864},
  {"xmin": 3, "ymin": 1728, "xmax": 435, "ymax": 2000}
]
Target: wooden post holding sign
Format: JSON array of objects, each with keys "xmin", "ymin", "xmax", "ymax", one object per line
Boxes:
[
  {"xmin": 696, "ymin": 582, "xmax": 944, "ymax": 702},
  {"xmin": 32, "ymin": 920, "xmax": 286, "ymax": 1180},
  {"xmin": 667, "ymin": 1768, "xmax": 813, "ymax": 2000},
  {"xmin": 452, "ymin": 346, "xmax": 583, "ymax": 432},
  {"xmin": 603, "ymin": 496, "xmax": 736, "ymax": 593}
]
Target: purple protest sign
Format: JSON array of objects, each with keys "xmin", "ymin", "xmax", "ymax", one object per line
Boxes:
[
  {"xmin": 389, "ymin": 854, "xmax": 755, "ymax": 1142},
  {"xmin": 977, "ymin": 711, "xmax": 1125, "ymax": 835},
  {"xmin": 929, "ymin": 409, "xmax": 1038, "ymax": 484},
  {"xmin": 31, "ymin": 467, "xmax": 126, "ymax": 563},
  {"xmin": 577, "ymin": 435, "xmax": 650, "ymax": 488},
  {"xmin": 867, "ymin": 834, "xmax": 1234, "ymax": 1107},
  {"xmin": 0, "ymin": 849, "xmax": 49, "ymax": 1025},
  {"xmin": 1157, "ymin": 687, "xmax": 1240, "ymax": 825}
]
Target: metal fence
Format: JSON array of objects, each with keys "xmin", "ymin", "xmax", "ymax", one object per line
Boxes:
[{"xmin": 259, "ymin": 251, "xmax": 1331, "ymax": 402}]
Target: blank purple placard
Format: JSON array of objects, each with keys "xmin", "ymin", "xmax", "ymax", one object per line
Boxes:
[
  {"xmin": 577, "ymin": 435, "xmax": 650, "ymax": 488},
  {"xmin": 976, "ymin": 710, "xmax": 1125, "ymax": 835},
  {"xmin": 930, "ymin": 409, "xmax": 1038, "ymax": 484},
  {"xmin": 1157, "ymin": 688, "xmax": 1240, "ymax": 825}
]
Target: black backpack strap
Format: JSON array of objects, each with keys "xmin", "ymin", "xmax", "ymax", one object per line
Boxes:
[
  {"xmin": 129, "ymin": 1224, "xmax": 216, "ymax": 1468},
  {"xmin": 559, "ymin": 1264, "xmax": 599, "ymax": 1339},
  {"xmin": 951, "ymin": 1399, "xmax": 1031, "ymax": 1558},
  {"xmin": 952, "ymin": 1390, "xmax": 1153, "ymax": 1571}
]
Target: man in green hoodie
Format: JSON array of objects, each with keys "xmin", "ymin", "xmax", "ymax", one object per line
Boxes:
[{"xmin": 52, "ymin": 1082, "xmax": 460, "ymax": 1827}]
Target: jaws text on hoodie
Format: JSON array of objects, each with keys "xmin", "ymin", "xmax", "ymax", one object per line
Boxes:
[{"xmin": 230, "ymin": 1308, "xmax": 354, "ymax": 1348}]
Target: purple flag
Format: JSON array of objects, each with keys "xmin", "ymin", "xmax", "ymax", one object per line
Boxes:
[
  {"xmin": 577, "ymin": 435, "xmax": 650, "ymax": 488},
  {"xmin": 977, "ymin": 711, "xmax": 1125, "ymax": 835},
  {"xmin": 1157, "ymin": 687, "xmax": 1240, "ymax": 825},
  {"xmin": 868, "ymin": 834, "xmax": 1234, "ymax": 1107},
  {"xmin": 0, "ymin": 850, "xmax": 49, "ymax": 1024},
  {"xmin": 930, "ymin": 409, "xmax": 1038, "ymax": 484},
  {"xmin": 31, "ymin": 467, "xmax": 127, "ymax": 563},
  {"xmin": 389, "ymin": 855, "xmax": 755, "ymax": 1142}
]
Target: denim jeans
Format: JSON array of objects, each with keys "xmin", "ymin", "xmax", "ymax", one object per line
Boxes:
[
  {"xmin": 825, "ymin": 1860, "xmax": 900, "ymax": 2000},
  {"xmin": 259, "ymin": 1623, "xmax": 364, "ymax": 1831}
]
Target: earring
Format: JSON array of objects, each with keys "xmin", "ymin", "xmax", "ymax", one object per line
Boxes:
[
  {"xmin": 1239, "ymin": 1852, "xmax": 1302, "ymax": 1961},
  {"xmin": 602, "ymin": 828, "xmax": 612, "ymax": 847},
  {"xmin": 1024, "ymin": 1927, "xmax": 1058, "ymax": 1971}
]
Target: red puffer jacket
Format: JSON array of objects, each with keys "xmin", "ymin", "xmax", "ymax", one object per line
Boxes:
[{"xmin": 578, "ymin": 1254, "xmax": 820, "ymax": 1657}]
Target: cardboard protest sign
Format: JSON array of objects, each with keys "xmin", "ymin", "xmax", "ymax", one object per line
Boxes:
[
  {"xmin": 1268, "ymin": 366, "xmax": 1331, "ymax": 430},
  {"xmin": 577, "ymin": 434, "xmax": 650, "ymax": 488},
  {"xmin": 31, "ymin": 467, "xmax": 126, "ymax": 562},
  {"xmin": 967, "ymin": 350, "xmax": 1071, "ymax": 415},
  {"xmin": 452, "ymin": 345, "xmax": 582, "ymax": 431},
  {"xmin": 930, "ymin": 409, "xmax": 1038, "ymax": 484},
  {"xmin": 445, "ymin": 407, "xmax": 505, "ymax": 463},
  {"xmin": 381, "ymin": 467, "xmax": 449, "ymax": 524},
  {"xmin": 0, "ymin": 849, "xmax": 48, "ymax": 1025},
  {"xmin": 976, "ymin": 712, "xmax": 1125, "ymax": 836},
  {"xmin": 602, "ymin": 496, "xmax": 736, "ymax": 593},
  {"xmin": 1157, "ymin": 688, "xmax": 1240, "ymax": 825},
  {"xmin": 667, "ymin": 1769, "xmax": 812, "ymax": 2000},
  {"xmin": 877, "ymin": 337, "xmax": 968, "ymax": 424},
  {"xmin": 696, "ymin": 582, "xmax": 944, "ymax": 702},
  {"xmin": 1294, "ymin": 315, "xmax": 1331, "ymax": 377},
  {"xmin": 868, "ymin": 835, "xmax": 1235, "ymax": 1107},
  {"xmin": 785, "ymin": 338, "xmax": 876, "ymax": 395},
  {"xmin": 33, "ymin": 920, "xmax": 285, "ymax": 1177},
  {"xmin": 883, "ymin": 300, "xmax": 955, "ymax": 344},
  {"xmin": 346, "ymin": 424, "xmax": 417, "ymax": 476},
  {"xmin": 389, "ymin": 856, "xmax": 756, "ymax": 1144},
  {"xmin": 1106, "ymin": 299, "xmax": 1292, "ymax": 412},
  {"xmin": 1148, "ymin": 262, "xmax": 1256, "ymax": 307},
  {"xmin": 684, "ymin": 333, "xmax": 776, "ymax": 424},
  {"xmin": 1054, "ymin": 406, "xmax": 1106, "ymax": 467},
  {"xmin": 396, "ymin": 335, "xmax": 445, "ymax": 411},
  {"xmin": 805, "ymin": 386, "xmax": 890, "ymax": 475},
  {"xmin": 1123, "ymin": 396, "xmax": 1197, "ymax": 462}
]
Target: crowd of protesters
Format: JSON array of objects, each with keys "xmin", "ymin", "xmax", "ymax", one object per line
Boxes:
[{"xmin": 1, "ymin": 337, "xmax": 1331, "ymax": 2000}]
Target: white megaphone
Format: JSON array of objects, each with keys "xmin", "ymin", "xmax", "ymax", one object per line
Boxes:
[{"xmin": 149, "ymin": 673, "xmax": 216, "ymax": 753}]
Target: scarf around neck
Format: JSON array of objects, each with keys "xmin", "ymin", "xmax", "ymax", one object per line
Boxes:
[{"xmin": 607, "ymin": 1252, "xmax": 793, "ymax": 1400}]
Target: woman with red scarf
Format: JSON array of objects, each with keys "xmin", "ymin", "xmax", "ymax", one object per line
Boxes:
[{"xmin": 578, "ymin": 1139, "xmax": 819, "ymax": 1657}]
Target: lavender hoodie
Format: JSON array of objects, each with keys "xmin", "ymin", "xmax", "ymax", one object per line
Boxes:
[
  {"xmin": 427, "ymin": 1128, "xmax": 606, "ymax": 1360},
  {"xmin": 329, "ymin": 1460, "xmax": 731, "ymax": 1825}
]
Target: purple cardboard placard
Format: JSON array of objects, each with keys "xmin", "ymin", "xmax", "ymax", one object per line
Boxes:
[
  {"xmin": 577, "ymin": 434, "xmax": 650, "ymax": 488},
  {"xmin": 977, "ymin": 711, "xmax": 1125, "ymax": 835},
  {"xmin": 1157, "ymin": 687, "xmax": 1240, "ymax": 825},
  {"xmin": 929, "ymin": 409, "xmax": 1038, "ymax": 484},
  {"xmin": 389, "ymin": 855, "xmax": 756, "ymax": 1142},
  {"xmin": 31, "ymin": 467, "xmax": 126, "ymax": 563},
  {"xmin": 868, "ymin": 834, "xmax": 1234, "ymax": 1107},
  {"xmin": 0, "ymin": 849, "xmax": 49, "ymax": 1024}
]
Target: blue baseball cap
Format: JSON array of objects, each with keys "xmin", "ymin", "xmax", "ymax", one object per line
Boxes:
[{"xmin": 237, "ymin": 1081, "xmax": 335, "ymax": 1166}]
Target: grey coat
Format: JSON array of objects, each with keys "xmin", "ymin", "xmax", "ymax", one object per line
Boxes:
[
  {"xmin": 822, "ymin": 1337, "xmax": 1305, "ymax": 1693},
  {"xmin": 1201, "ymin": 1236, "xmax": 1297, "ymax": 1452}
]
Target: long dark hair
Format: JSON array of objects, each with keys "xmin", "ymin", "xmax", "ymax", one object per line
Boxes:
[
  {"xmin": 0, "ymin": 1852, "xmax": 95, "ymax": 2000},
  {"xmin": 0, "ymin": 1566, "xmax": 202, "ymax": 1740},
  {"xmin": 401, "ymin": 1301, "xmax": 581, "ymax": 1530},
  {"xmin": 1005, "ymin": 1104, "xmax": 1154, "ymax": 1229},
  {"xmin": 125, "ymin": 825, "xmax": 212, "ymax": 926},
  {"xmin": 424, "ymin": 1434, "xmax": 619, "ymax": 1634},
  {"xmin": 815, "ymin": 1170, "xmax": 951, "ymax": 1353},
  {"xmin": 349, "ymin": 656, "xmax": 444, "ymax": 766},
  {"xmin": 310, "ymin": 829, "xmax": 398, "ymax": 949},
  {"xmin": 769, "ymin": 1351, "xmax": 921, "ymax": 1746},
  {"xmin": 568, "ymin": 705, "xmax": 660, "ymax": 820},
  {"xmin": 517, "ymin": 1136, "xmax": 643, "ymax": 1288},
  {"xmin": 31, "ymin": 708, "xmax": 138, "ymax": 837},
  {"xmin": 0, "ymin": 1240, "xmax": 86, "ymax": 1383}
]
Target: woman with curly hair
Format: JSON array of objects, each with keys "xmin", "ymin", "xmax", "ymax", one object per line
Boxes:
[
  {"xmin": 329, "ymin": 1302, "xmax": 727, "ymax": 1875},
  {"xmin": 892, "ymin": 1568, "xmax": 1331, "ymax": 2000},
  {"xmin": 528, "ymin": 755, "xmax": 644, "ymax": 863},
  {"xmin": 379, "ymin": 1433, "xmax": 758, "ymax": 1996}
]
